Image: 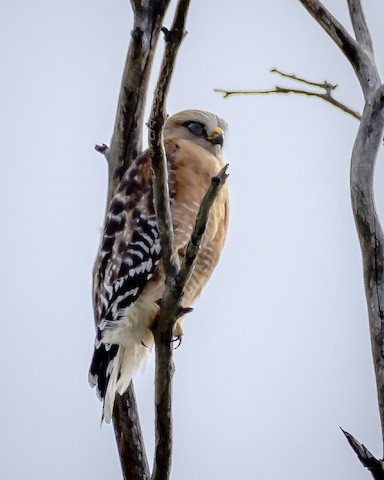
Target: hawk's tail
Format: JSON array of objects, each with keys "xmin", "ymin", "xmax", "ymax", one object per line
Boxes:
[{"xmin": 88, "ymin": 339, "xmax": 150, "ymax": 423}]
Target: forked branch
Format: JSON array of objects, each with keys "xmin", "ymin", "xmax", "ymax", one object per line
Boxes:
[
  {"xmin": 347, "ymin": 0, "xmax": 375, "ymax": 56},
  {"xmin": 298, "ymin": 0, "xmax": 380, "ymax": 100},
  {"xmin": 215, "ymin": 67, "xmax": 362, "ymax": 120}
]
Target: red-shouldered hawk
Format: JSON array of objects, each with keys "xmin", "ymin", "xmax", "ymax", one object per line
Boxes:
[{"xmin": 89, "ymin": 110, "xmax": 229, "ymax": 422}]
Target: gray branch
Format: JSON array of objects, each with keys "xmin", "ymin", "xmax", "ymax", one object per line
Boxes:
[
  {"xmin": 148, "ymin": 0, "xmax": 191, "ymax": 280},
  {"xmin": 175, "ymin": 166, "xmax": 229, "ymax": 292},
  {"xmin": 146, "ymin": 2, "xmax": 192, "ymax": 479},
  {"xmin": 347, "ymin": 0, "xmax": 375, "ymax": 57},
  {"xmin": 341, "ymin": 429, "xmax": 384, "ymax": 479},
  {"xmin": 299, "ymin": 0, "xmax": 384, "ymax": 474},
  {"xmin": 151, "ymin": 165, "xmax": 228, "ymax": 480},
  {"xmin": 105, "ymin": 1, "xmax": 171, "ymax": 204},
  {"xmin": 93, "ymin": 2, "xmax": 172, "ymax": 479},
  {"xmin": 113, "ymin": 384, "xmax": 150, "ymax": 480},
  {"xmin": 350, "ymin": 84, "xmax": 384, "ymax": 447},
  {"xmin": 298, "ymin": 0, "xmax": 380, "ymax": 101}
]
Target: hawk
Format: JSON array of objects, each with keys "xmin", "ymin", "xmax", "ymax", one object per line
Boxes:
[{"xmin": 89, "ymin": 110, "xmax": 229, "ymax": 422}]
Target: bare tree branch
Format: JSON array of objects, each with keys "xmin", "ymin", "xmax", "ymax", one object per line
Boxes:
[
  {"xmin": 215, "ymin": 68, "xmax": 362, "ymax": 120},
  {"xmin": 105, "ymin": 1, "xmax": 171, "ymax": 203},
  {"xmin": 298, "ymin": 0, "xmax": 380, "ymax": 101},
  {"xmin": 95, "ymin": 143, "xmax": 109, "ymax": 156},
  {"xmin": 350, "ymin": 83, "xmax": 384, "ymax": 448},
  {"xmin": 347, "ymin": 0, "xmax": 375, "ymax": 57},
  {"xmin": 130, "ymin": 0, "xmax": 142, "ymax": 11},
  {"xmin": 93, "ymin": 2, "xmax": 171, "ymax": 479},
  {"xmin": 175, "ymin": 166, "xmax": 229, "ymax": 291},
  {"xmin": 145, "ymin": 2, "xmax": 191, "ymax": 479},
  {"xmin": 148, "ymin": 0, "xmax": 191, "ymax": 280},
  {"xmin": 341, "ymin": 429, "xmax": 384, "ymax": 479},
  {"xmin": 151, "ymin": 165, "xmax": 228, "ymax": 480},
  {"xmin": 270, "ymin": 67, "xmax": 335, "ymax": 90},
  {"xmin": 298, "ymin": 0, "xmax": 384, "ymax": 473},
  {"xmin": 113, "ymin": 384, "xmax": 150, "ymax": 480}
]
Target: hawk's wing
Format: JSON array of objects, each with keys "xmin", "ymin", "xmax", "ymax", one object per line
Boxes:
[
  {"xmin": 90, "ymin": 150, "xmax": 162, "ymax": 398},
  {"xmin": 89, "ymin": 140, "xmax": 182, "ymax": 401}
]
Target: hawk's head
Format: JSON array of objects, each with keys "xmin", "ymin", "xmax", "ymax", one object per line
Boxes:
[{"xmin": 164, "ymin": 109, "xmax": 227, "ymax": 157}]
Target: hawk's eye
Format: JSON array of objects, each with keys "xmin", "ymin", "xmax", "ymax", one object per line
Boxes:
[{"xmin": 184, "ymin": 121, "xmax": 207, "ymax": 137}]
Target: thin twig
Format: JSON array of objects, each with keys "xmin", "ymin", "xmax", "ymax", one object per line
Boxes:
[
  {"xmin": 215, "ymin": 68, "xmax": 362, "ymax": 121},
  {"xmin": 271, "ymin": 67, "xmax": 337, "ymax": 91}
]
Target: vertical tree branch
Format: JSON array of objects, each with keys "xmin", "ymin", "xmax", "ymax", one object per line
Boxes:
[
  {"xmin": 350, "ymin": 84, "xmax": 384, "ymax": 447},
  {"xmin": 347, "ymin": 0, "xmax": 375, "ymax": 57},
  {"xmin": 93, "ymin": 2, "xmax": 171, "ymax": 479},
  {"xmin": 145, "ymin": 2, "xmax": 191, "ymax": 479},
  {"xmin": 151, "ymin": 167, "xmax": 228, "ymax": 480},
  {"xmin": 148, "ymin": 0, "xmax": 191, "ymax": 279},
  {"xmin": 106, "ymin": 1, "xmax": 171, "ymax": 202},
  {"xmin": 113, "ymin": 383, "xmax": 150, "ymax": 480},
  {"xmin": 299, "ymin": 0, "xmax": 384, "ymax": 474}
]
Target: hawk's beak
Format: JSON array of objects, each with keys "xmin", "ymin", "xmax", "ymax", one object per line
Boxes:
[{"xmin": 206, "ymin": 127, "xmax": 224, "ymax": 147}]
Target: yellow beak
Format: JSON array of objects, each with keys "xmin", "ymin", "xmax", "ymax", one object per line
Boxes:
[{"xmin": 206, "ymin": 127, "xmax": 224, "ymax": 146}]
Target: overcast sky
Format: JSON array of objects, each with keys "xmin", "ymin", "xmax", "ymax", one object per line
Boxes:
[{"xmin": 2, "ymin": 1, "xmax": 384, "ymax": 479}]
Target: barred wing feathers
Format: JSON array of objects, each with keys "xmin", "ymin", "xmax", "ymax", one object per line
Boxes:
[{"xmin": 89, "ymin": 149, "xmax": 162, "ymax": 411}]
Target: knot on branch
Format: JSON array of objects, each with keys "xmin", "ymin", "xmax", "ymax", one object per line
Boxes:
[
  {"xmin": 161, "ymin": 26, "xmax": 186, "ymax": 44},
  {"xmin": 131, "ymin": 26, "xmax": 143, "ymax": 42},
  {"xmin": 161, "ymin": 27, "xmax": 172, "ymax": 41},
  {"xmin": 148, "ymin": 114, "xmax": 167, "ymax": 130},
  {"xmin": 147, "ymin": 114, "xmax": 167, "ymax": 149}
]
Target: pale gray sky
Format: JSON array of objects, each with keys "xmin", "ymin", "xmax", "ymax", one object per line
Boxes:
[{"xmin": 1, "ymin": 1, "xmax": 384, "ymax": 479}]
